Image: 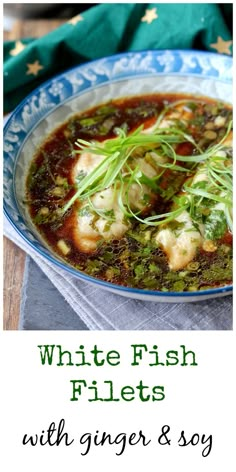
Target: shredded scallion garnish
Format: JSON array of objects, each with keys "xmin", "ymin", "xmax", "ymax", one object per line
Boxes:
[{"xmin": 62, "ymin": 116, "xmax": 232, "ymax": 230}]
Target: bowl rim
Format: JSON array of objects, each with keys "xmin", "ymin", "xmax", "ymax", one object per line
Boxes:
[
  {"xmin": 4, "ymin": 48, "xmax": 233, "ymax": 299},
  {"xmin": 3, "ymin": 48, "xmax": 233, "ymax": 123}
]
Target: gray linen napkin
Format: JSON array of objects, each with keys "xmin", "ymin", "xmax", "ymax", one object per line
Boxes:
[
  {"xmin": 4, "ymin": 216, "xmax": 232, "ymax": 330},
  {"xmin": 20, "ymin": 256, "xmax": 89, "ymax": 330}
]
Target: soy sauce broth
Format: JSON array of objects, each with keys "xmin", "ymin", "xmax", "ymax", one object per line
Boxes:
[{"xmin": 26, "ymin": 94, "xmax": 233, "ymax": 292}]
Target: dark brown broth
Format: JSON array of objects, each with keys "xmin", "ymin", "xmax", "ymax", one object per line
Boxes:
[{"xmin": 26, "ymin": 93, "xmax": 233, "ymax": 291}]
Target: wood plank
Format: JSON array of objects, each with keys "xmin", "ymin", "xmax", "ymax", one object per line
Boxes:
[
  {"xmin": 3, "ymin": 237, "xmax": 26, "ymax": 330},
  {"xmin": 4, "ymin": 19, "xmax": 65, "ymax": 39}
]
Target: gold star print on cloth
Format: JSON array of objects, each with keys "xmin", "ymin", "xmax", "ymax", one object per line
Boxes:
[
  {"xmin": 3, "ymin": 3, "xmax": 232, "ymax": 114},
  {"xmin": 141, "ymin": 8, "xmax": 158, "ymax": 24},
  {"xmin": 26, "ymin": 60, "xmax": 44, "ymax": 76},
  {"xmin": 67, "ymin": 14, "xmax": 84, "ymax": 25},
  {"xmin": 9, "ymin": 41, "xmax": 26, "ymax": 56},
  {"xmin": 210, "ymin": 36, "xmax": 233, "ymax": 55}
]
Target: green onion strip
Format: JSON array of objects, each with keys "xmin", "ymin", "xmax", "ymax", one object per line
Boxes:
[{"xmin": 62, "ymin": 110, "xmax": 232, "ymax": 229}]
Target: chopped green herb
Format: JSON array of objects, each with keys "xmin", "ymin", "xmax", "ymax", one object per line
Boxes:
[{"xmin": 204, "ymin": 210, "xmax": 228, "ymax": 240}]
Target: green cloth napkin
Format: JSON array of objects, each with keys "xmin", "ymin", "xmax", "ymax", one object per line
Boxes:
[{"xmin": 4, "ymin": 3, "xmax": 232, "ymax": 113}]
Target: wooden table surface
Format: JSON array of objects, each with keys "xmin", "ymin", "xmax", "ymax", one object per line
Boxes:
[{"xmin": 3, "ymin": 19, "xmax": 65, "ymax": 330}]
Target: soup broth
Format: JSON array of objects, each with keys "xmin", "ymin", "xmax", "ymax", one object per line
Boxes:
[{"xmin": 26, "ymin": 94, "xmax": 233, "ymax": 291}]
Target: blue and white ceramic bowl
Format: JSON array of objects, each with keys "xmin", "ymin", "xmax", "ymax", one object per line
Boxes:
[{"xmin": 4, "ymin": 50, "xmax": 233, "ymax": 302}]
